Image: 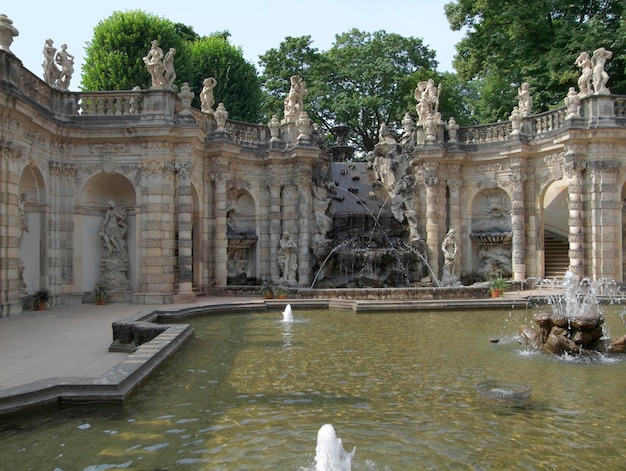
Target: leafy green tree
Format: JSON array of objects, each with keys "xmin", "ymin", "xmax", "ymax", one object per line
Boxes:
[
  {"xmin": 188, "ymin": 36, "xmax": 262, "ymax": 123},
  {"xmin": 81, "ymin": 10, "xmax": 261, "ymax": 122},
  {"xmin": 82, "ymin": 10, "xmax": 194, "ymax": 91},
  {"xmin": 445, "ymin": 0, "xmax": 625, "ymax": 123},
  {"xmin": 260, "ymin": 30, "xmax": 442, "ymax": 153}
]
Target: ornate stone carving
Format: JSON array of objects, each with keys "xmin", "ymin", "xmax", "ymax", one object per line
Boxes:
[{"xmin": 0, "ymin": 14, "xmax": 19, "ymax": 54}]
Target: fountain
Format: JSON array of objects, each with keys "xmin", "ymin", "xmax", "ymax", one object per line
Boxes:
[
  {"xmin": 282, "ymin": 303, "xmax": 293, "ymax": 322},
  {"xmin": 314, "ymin": 423, "xmax": 355, "ymax": 471},
  {"xmin": 2, "ymin": 307, "xmax": 626, "ymax": 468},
  {"xmin": 518, "ymin": 270, "xmax": 626, "ymax": 355}
]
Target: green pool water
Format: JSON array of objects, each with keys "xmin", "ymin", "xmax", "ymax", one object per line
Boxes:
[{"xmin": 2, "ymin": 306, "xmax": 626, "ymax": 470}]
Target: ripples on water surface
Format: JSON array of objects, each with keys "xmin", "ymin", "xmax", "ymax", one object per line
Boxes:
[{"xmin": 1, "ymin": 307, "xmax": 626, "ymax": 470}]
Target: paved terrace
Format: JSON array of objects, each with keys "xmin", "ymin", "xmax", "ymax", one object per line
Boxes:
[{"xmin": 0, "ymin": 292, "xmax": 535, "ymax": 417}]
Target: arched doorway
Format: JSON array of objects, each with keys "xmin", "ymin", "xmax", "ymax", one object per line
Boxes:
[
  {"xmin": 80, "ymin": 173, "xmax": 136, "ymax": 298},
  {"xmin": 542, "ymin": 180, "xmax": 569, "ymax": 278}
]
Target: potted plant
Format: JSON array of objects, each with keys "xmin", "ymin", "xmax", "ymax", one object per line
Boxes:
[
  {"xmin": 487, "ymin": 269, "xmax": 508, "ymax": 298},
  {"xmin": 93, "ymin": 284, "xmax": 108, "ymax": 305},
  {"xmin": 259, "ymin": 280, "xmax": 275, "ymax": 299},
  {"xmin": 32, "ymin": 288, "xmax": 50, "ymax": 310},
  {"xmin": 274, "ymin": 286, "xmax": 288, "ymax": 299}
]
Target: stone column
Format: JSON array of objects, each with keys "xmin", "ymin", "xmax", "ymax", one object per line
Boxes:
[
  {"xmin": 510, "ymin": 157, "xmax": 527, "ymax": 281},
  {"xmin": 0, "ymin": 143, "xmax": 23, "ymax": 316},
  {"xmin": 447, "ymin": 168, "xmax": 462, "ymax": 279},
  {"xmin": 268, "ymin": 177, "xmax": 282, "ymax": 282},
  {"xmin": 564, "ymin": 152, "xmax": 584, "ymax": 281},
  {"xmin": 49, "ymin": 155, "xmax": 78, "ymax": 301},
  {"xmin": 587, "ymin": 158, "xmax": 620, "ymax": 281},
  {"xmin": 423, "ymin": 161, "xmax": 440, "ymax": 281},
  {"xmin": 134, "ymin": 143, "xmax": 176, "ymax": 303},
  {"xmin": 211, "ymin": 158, "xmax": 229, "ymax": 288},
  {"xmin": 296, "ymin": 162, "xmax": 312, "ymax": 285},
  {"xmin": 174, "ymin": 157, "xmax": 195, "ymax": 302}
]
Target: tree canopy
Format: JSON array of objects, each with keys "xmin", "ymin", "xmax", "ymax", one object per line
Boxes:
[
  {"xmin": 445, "ymin": 0, "xmax": 626, "ymax": 123},
  {"xmin": 82, "ymin": 10, "xmax": 261, "ymax": 122},
  {"xmin": 259, "ymin": 30, "xmax": 466, "ymax": 153}
]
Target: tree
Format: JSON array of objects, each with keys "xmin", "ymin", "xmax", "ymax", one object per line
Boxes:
[
  {"xmin": 82, "ymin": 10, "xmax": 193, "ymax": 91},
  {"xmin": 82, "ymin": 10, "xmax": 261, "ymax": 122},
  {"xmin": 189, "ymin": 36, "xmax": 262, "ymax": 123},
  {"xmin": 260, "ymin": 30, "xmax": 441, "ymax": 153},
  {"xmin": 445, "ymin": 0, "xmax": 626, "ymax": 123}
]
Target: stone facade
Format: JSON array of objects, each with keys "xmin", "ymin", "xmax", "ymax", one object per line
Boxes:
[{"xmin": 2, "ymin": 39, "xmax": 626, "ymax": 315}]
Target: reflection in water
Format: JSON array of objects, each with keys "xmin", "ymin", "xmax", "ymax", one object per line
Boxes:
[{"xmin": 1, "ymin": 308, "xmax": 626, "ymax": 469}]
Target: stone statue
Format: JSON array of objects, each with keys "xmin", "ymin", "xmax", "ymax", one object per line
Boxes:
[
  {"xmin": 414, "ymin": 79, "xmax": 442, "ymax": 125},
  {"xmin": 163, "ymin": 48, "xmax": 176, "ymax": 89},
  {"xmin": 42, "ymin": 39, "xmax": 60, "ymax": 86},
  {"xmin": 0, "ymin": 14, "xmax": 19, "ymax": 54},
  {"xmin": 143, "ymin": 39, "xmax": 165, "ymax": 88},
  {"xmin": 277, "ymin": 231, "xmax": 298, "ymax": 283},
  {"xmin": 574, "ymin": 51, "xmax": 592, "ymax": 98},
  {"xmin": 516, "ymin": 82, "xmax": 532, "ymax": 117},
  {"xmin": 480, "ymin": 245, "xmax": 512, "ymax": 277},
  {"xmin": 200, "ymin": 77, "xmax": 217, "ymax": 113},
  {"xmin": 18, "ymin": 193, "xmax": 29, "ymax": 247},
  {"xmin": 215, "ymin": 103, "xmax": 228, "ymax": 131},
  {"xmin": 591, "ymin": 47, "xmax": 612, "ymax": 95},
  {"xmin": 283, "ymin": 75, "xmax": 307, "ymax": 123},
  {"xmin": 509, "ymin": 106, "xmax": 522, "ymax": 134},
  {"xmin": 55, "ymin": 43, "xmax": 74, "ymax": 90},
  {"xmin": 98, "ymin": 201, "xmax": 127, "ymax": 259},
  {"xmin": 441, "ymin": 228, "xmax": 461, "ymax": 286}
]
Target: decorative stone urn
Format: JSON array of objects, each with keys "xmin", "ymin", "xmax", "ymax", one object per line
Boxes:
[{"xmin": 0, "ymin": 14, "xmax": 19, "ymax": 54}]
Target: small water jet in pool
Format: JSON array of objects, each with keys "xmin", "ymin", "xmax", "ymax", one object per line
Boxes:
[
  {"xmin": 282, "ymin": 304, "xmax": 293, "ymax": 322},
  {"xmin": 477, "ymin": 380, "xmax": 531, "ymax": 403},
  {"xmin": 314, "ymin": 424, "xmax": 355, "ymax": 471}
]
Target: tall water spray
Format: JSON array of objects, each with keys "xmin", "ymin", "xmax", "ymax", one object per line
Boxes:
[{"xmin": 314, "ymin": 424, "xmax": 355, "ymax": 471}]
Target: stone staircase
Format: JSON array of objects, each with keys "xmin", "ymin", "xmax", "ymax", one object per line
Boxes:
[{"xmin": 544, "ymin": 231, "xmax": 569, "ymax": 278}]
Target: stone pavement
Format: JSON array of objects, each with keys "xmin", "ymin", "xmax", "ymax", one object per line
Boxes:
[{"xmin": 0, "ymin": 291, "xmax": 534, "ymax": 417}]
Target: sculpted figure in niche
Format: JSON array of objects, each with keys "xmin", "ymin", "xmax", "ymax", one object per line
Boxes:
[
  {"xmin": 278, "ymin": 231, "xmax": 298, "ymax": 283},
  {"xmin": 574, "ymin": 51, "xmax": 592, "ymax": 97},
  {"xmin": 516, "ymin": 82, "xmax": 532, "ymax": 117},
  {"xmin": 98, "ymin": 201, "xmax": 127, "ymax": 259},
  {"xmin": 42, "ymin": 39, "xmax": 60, "ymax": 86},
  {"xmin": 55, "ymin": 43, "xmax": 74, "ymax": 89},
  {"xmin": 591, "ymin": 47, "xmax": 612, "ymax": 95},
  {"xmin": 480, "ymin": 245, "xmax": 512, "ymax": 278},
  {"xmin": 200, "ymin": 77, "xmax": 217, "ymax": 112},
  {"xmin": 143, "ymin": 39, "xmax": 165, "ymax": 88}
]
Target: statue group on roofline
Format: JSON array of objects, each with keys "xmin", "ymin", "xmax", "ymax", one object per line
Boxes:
[
  {"xmin": 143, "ymin": 39, "xmax": 177, "ymax": 89},
  {"xmin": 41, "ymin": 39, "xmax": 74, "ymax": 89}
]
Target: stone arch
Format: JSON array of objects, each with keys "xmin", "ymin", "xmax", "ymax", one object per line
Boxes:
[
  {"xmin": 540, "ymin": 178, "xmax": 569, "ymax": 279},
  {"xmin": 469, "ymin": 187, "xmax": 512, "ymax": 278},
  {"xmin": 225, "ymin": 186, "xmax": 258, "ymax": 283},
  {"xmin": 80, "ymin": 172, "xmax": 137, "ymax": 296},
  {"xmin": 18, "ymin": 165, "xmax": 46, "ymax": 294}
]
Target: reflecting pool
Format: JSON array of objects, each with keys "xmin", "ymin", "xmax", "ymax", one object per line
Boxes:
[{"xmin": 2, "ymin": 307, "xmax": 626, "ymax": 470}]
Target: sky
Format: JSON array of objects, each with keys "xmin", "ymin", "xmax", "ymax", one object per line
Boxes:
[{"xmin": 3, "ymin": 1, "xmax": 464, "ymax": 91}]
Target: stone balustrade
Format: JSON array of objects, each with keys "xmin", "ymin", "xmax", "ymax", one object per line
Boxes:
[
  {"xmin": 78, "ymin": 91, "xmax": 143, "ymax": 116},
  {"xmin": 458, "ymin": 122, "xmax": 511, "ymax": 145}
]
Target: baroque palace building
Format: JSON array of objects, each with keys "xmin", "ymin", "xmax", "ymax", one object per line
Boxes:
[{"xmin": 1, "ymin": 14, "xmax": 626, "ymax": 316}]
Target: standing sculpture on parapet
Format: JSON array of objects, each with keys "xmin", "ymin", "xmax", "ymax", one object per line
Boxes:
[
  {"xmin": 574, "ymin": 51, "xmax": 592, "ymax": 97},
  {"xmin": 414, "ymin": 78, "xmax": 442, "ymax": 125},
  {"xmin": 283, "ymin": 75, "xmax": 307, "ymax": 123},
  {"xmin": 591, "ymin": 47, "xmax": 612, "ymax": 95},
  {"xmin": 163, "ymin": 48, "xmax": 177, "ymax": 89},
  {"xmin": 55, "ymin": 43, "xmax": 74, "ymax": 89},
  {"xmin": 143, "ymin": 39, "xmax": 165, "ymax": 88},
  {"xmin": 42, "ymin": 39, "xmax": 60, "ymax": 86},
  {"xmin": 516, "ymin": 82, "xmax": 533, "ymax": 117},
  {"xmin": 200, "ymin": 77, "xmax": 217, "ymax": 113}
]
